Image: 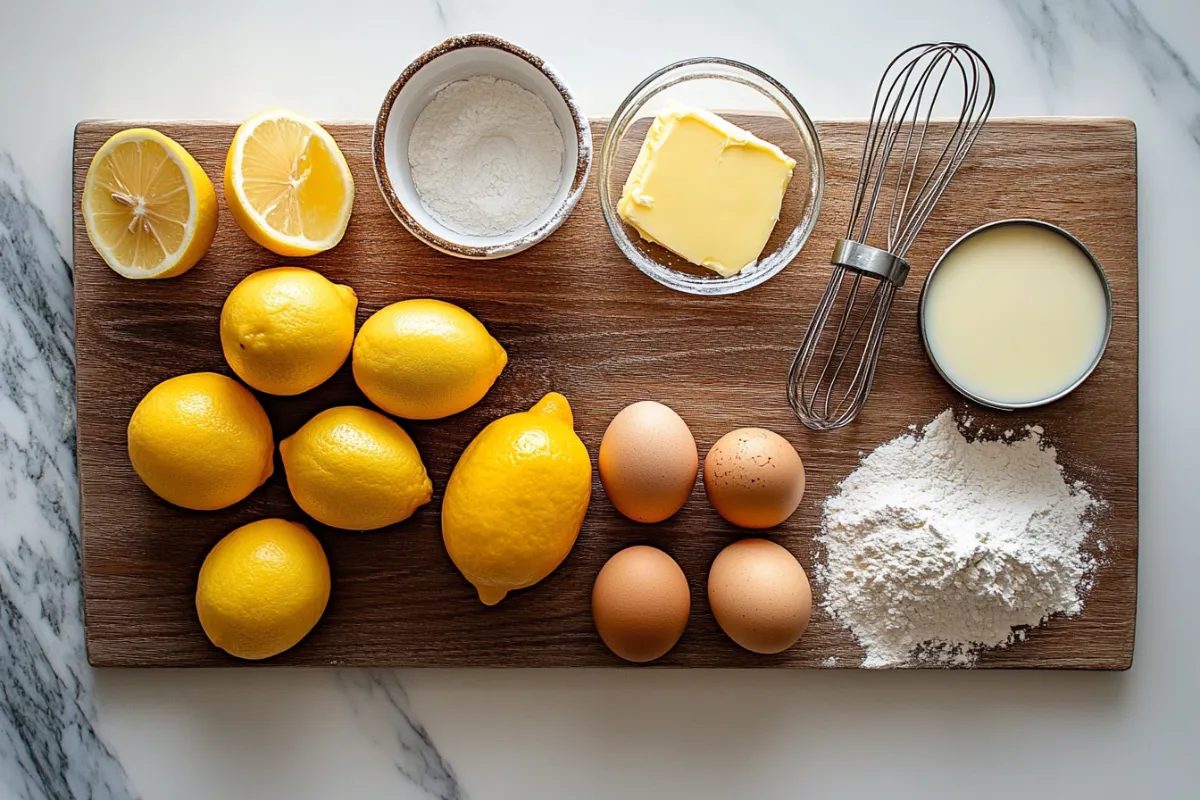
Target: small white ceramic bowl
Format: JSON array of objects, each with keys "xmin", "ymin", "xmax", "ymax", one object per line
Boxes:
[{"xmin": 373, "ymin": 33, "xmax": 592, "ymax": 259}]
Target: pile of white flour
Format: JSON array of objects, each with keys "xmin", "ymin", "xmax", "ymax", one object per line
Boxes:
[
  {"xmin": 817, "ymin": 410, "xmax": 1102, "ymax": 667},
  {"xmin": 408, "ymin": 75, "xmax": 564, "ymax": 236}
]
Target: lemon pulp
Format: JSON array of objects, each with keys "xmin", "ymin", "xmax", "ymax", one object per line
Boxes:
[
  {"xmin": 83, "ymin": 128, "xmax": 217, "ymax": 278},
  {"xmin": 225, "ymin": 109, "xmax": 354, "ymax": 256}
]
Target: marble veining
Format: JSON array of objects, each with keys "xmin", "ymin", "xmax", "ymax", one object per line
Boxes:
[
  {"xmin": 0, "ymin": 0, "xmax": 1195, "ymax": 795},
  {"xmin": 0, "ymin": 153, "xmax": 463, "ymax": 798},
  {"xmin": 432, "ymin": 0, "xmax": 452, "ymax": 30},
  {"xmin": 338, "ymin": 671, "xmax": 465, "ymax": 800},
  {"xmin": 0, "ymin": 154, "xmax": 135, "ymax": 799},
  {"xmin": 1001, "ymin": 0, "xmax": 1073, "ymax": 82},
  {"xmin": 0, "ymin": 153, "xmax": 464, "ymax": 797},
  {"xmin": 1003, "ymin": 0, "xmax": 1200, "ymax": 147}
]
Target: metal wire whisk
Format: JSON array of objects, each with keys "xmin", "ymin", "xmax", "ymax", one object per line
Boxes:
[{"xmin": 787, "ymin": 42, "xmax": 995, "ymax": 430}]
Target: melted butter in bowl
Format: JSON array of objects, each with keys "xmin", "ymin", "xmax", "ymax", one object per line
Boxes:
[{"xmin": 920, "ymin": 219, "xmax": 1113, "ymax": 409}]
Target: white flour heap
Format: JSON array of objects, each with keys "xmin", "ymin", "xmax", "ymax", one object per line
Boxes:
[
  {"xmin": 408, "ymin": 75, "xmax": 564, "ymax": 236},
  {"xmin": 817, "ymin": 410, "xmax": 1102, "ymax": 667}
]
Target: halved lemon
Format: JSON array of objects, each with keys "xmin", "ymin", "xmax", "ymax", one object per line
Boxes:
[
  {"xmin": 224, "ymin": 109, "xmax": 354, "ymax": 257},
  {"xmin": 83, "ymin": 128, "xmax": 218, "ymax": 279}
]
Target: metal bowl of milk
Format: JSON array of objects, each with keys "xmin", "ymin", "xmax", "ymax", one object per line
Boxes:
[{"xmin": 919, "ymin": 219, "xmax": 1113, "ymax": 410}]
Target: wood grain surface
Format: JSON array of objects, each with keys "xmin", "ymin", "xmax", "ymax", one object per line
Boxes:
[{"xmin": 73, "ymin": 118, "xmax": 1137, "ymax": 668}]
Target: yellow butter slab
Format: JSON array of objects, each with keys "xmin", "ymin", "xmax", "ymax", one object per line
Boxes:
[{"xmin": 618, "ymin": 104, "xmax": 796, "ymax": 277}]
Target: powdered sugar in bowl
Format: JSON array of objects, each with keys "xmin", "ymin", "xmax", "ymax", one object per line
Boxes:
[{"xmin": 373, "ymin": 33, "xmax": 592, "ymax": 259}]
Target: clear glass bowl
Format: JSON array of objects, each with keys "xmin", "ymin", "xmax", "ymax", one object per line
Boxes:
[{"xmin": 598, "ymin": 58, "xmax": 824, "ymax": 296}]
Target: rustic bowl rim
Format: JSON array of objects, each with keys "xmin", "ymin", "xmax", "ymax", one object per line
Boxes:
[{"xmin": 372, "ymin": 32, "xmax": 592, "ymax": 259}]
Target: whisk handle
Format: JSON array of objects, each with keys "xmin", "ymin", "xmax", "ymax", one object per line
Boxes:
[{"xmin": 832, "ymin": 238, "xmax": 910, "ymax": 289}]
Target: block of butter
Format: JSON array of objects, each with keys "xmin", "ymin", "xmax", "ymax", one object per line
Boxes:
[{"xmin": 618, "ymin": 104, "xmax": 796, "ymax": 278}]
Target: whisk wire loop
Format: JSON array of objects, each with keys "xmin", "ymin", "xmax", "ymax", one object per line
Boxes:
[{"xmin": 788, "ymin": 42, "xmax": 994, "ymax": 431}]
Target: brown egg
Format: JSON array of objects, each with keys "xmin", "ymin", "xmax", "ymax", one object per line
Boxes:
[
  {"xmin": 703, "ymin": 427, "xmax": 805, "ymax": 528},
  {"xmin": 592, "ymin": 545, "xmax": 691, "ymax": 663},
  {"xmin": 599, "ymin": 401, "xmax": 699, "ymax": 523},
  {"xmin": 707, "ymin": 538, "xmax": 812, "ymax": 654}
]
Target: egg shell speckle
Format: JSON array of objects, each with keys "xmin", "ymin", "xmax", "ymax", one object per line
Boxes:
[{"xmin": 703, "ymin": 427, "xmax": 805, "ymax": 529}]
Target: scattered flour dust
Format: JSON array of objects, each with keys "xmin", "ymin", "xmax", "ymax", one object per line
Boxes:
[{"xmin": 817, "ymin": 410, "xmax": 1104, "ymax": 667}]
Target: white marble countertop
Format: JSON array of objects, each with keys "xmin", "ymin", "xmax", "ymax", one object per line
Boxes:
[{"xmin": 2, "ymin": 0, "xmax": 1198, "ymax": 797}]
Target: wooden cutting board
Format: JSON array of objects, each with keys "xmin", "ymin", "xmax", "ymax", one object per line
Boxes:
[{"xmin": 73, "ymin": 118, "xmax": 1137, "ymax": 668}]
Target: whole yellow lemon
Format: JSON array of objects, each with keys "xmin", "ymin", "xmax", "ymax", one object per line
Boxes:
[
  {"xmin": 196, "ymin": 518, "xmax": 330, "ymax": 660},
  {"xmin": 127, "ymin": 372, "xmax": 274, "ymax": 510},
  {"xmin": 220, "ymin": 267, "xmax": 358, "ymax": 396},
  {"xmin": 280, "ymin": 406, "xmax": 432, "ymax": 531},
  {"xmin": 442, "ymin": 392, "xmax": 592, "ymax": 605},
  {"xmin": 352, "ymin": 299, "xmax": 507, "ymax": 420}
]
